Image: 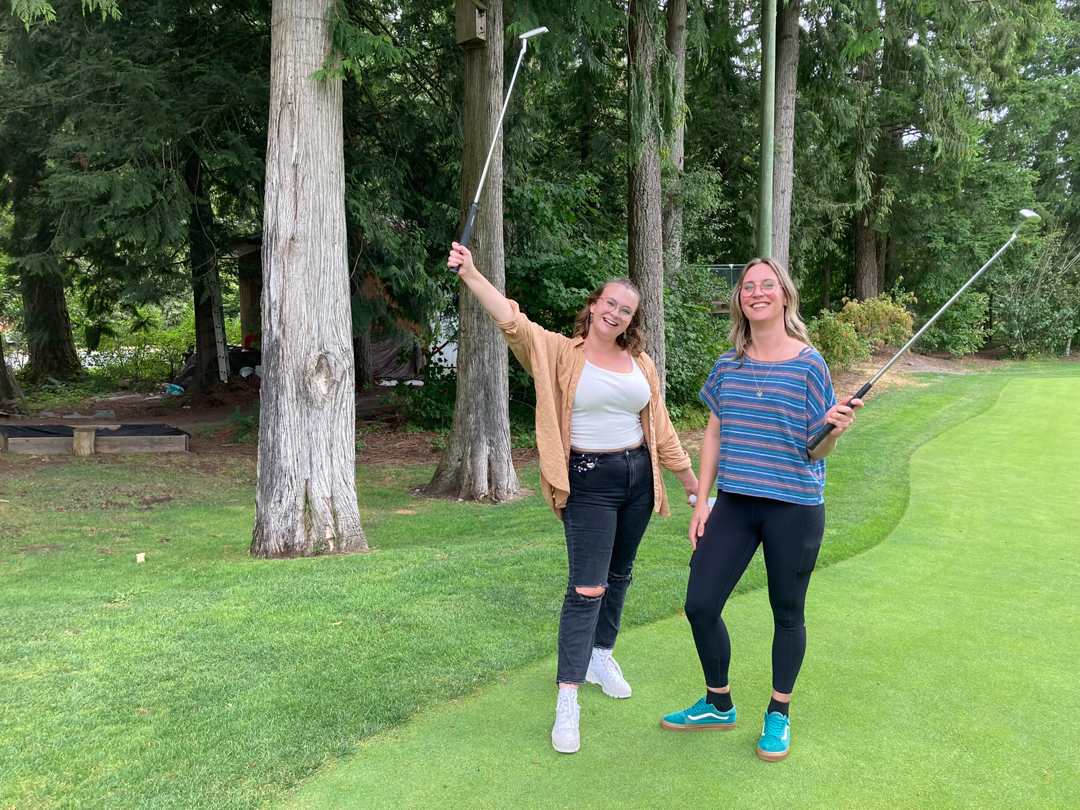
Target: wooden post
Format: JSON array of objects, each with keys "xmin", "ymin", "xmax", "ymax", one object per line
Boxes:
[{"xmin": 72, "ymin": 427, "xmax": 96, "ymax": 456}]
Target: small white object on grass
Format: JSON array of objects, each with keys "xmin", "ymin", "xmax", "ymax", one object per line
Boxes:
[{"xmin": 136, "ymin": 553, "xmax": 145, "ymax": 563}]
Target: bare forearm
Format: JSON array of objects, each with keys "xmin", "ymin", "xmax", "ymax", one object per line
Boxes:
[
  {"xmin": 697, "ymin": 414, "xmax": 721, "ymax": 499},
  {"xmin": 459, "ymin": 267, "xmax": 513, "ymax": 323}
]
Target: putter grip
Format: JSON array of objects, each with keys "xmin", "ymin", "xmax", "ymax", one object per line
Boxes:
[
  {"xmin": 458, "ymin": 202, "xmax": 479, "ymax": 251},
  {"xmin": 806, "ymin": 382, "xmax": 873, "ymax": 452}
]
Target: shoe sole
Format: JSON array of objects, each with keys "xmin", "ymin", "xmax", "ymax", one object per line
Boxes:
[
  {"xmin": 585, "ymin": 672, "xmax": 631, "ymax": 698},
  {"xmin": 755, "ymin": 745, "xmax": 789, "ymax": 762},
  {"xmin": 552, "ymin": 739, "xmax": 580, "ymax": 754},
  {"xmin": 660, "ymin": 718, "xmax": 736, "ymax": 732}
]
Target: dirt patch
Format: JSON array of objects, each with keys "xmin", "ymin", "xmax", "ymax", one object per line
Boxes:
[{"xmin": 19, "ymin": 544, "xmax": 63, "ymax": 554}]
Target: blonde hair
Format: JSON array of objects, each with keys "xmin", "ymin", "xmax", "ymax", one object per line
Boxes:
[
  {"xmin": 573, "ymin": 278, "xmax": 645, "ymax": 354},
  {"xmin": 728, "ymin": 257, "xmax": 811, "ymax": 361}
]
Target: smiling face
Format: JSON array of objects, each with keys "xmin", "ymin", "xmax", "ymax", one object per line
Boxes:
[
  {"xmin": 739, "ymin": 262, "xmax": 787, "ymax": 324},
  {"xmin": 588, "ymin": 282, "xmax": 640, "ymax": 341}
]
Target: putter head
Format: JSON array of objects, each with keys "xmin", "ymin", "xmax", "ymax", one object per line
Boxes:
[
  {"xmin": 520, "ymin": 26, "xmax": 548, "ymax": 40},
  {"xmin": 1019, "ymin": 208, "xmax": 1042, "ymax": 225}
]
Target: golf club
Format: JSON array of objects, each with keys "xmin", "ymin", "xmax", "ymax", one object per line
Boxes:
[
  {"xmin": 807, "ymin": 208, "xmax": 1042, "ymax": 452},
  {"xmin": 456, "ymin": 26, "xmax": 548, "ymax": 252}
]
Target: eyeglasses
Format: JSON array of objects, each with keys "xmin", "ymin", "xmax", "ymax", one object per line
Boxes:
[
  {"xmin": 741, "ymin": 279, "xmax": 779, "ymax": 296},
  {"xmin": 599, "ymin": 297, "xmax": 635, "ymax": 319}
]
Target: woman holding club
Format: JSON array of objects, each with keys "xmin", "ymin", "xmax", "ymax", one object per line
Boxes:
[
  {"xmin": 660, "ymin": 257, "xmax": 861, "ymax": 762},
  {"xmin": 448, "ymin": 241, "xmax": 698, "ymax": 755}
]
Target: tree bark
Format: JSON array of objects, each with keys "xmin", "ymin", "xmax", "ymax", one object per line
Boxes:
[
  {"xmin": 662, "ymin": 0, "xmax": 687, "ymax": 280},
  {"xmin": 853, "ymin": 53, "xmax": 879, "ymax": 302},
  {"xmin": 771, "ymin": 0, "xmax": 800, "ymax": 270},
  {"xmin": 354, "ymin": 327, "xmax": 374, "ymax": 388},
  {"xmin": 184, "ymin": 152, "xmax": 224, "ymax": 393},
  {"xmin": 0, "ymin": 335, "xmax": 14, "ymax": 402},
  {"xmin": 20, "ymin": 264, "xmax": 82, "ymax": 382},
  {"xmin": 427, "ymin": 0, "xmax": 518, "ymax": 502},
  {"xmin": 628, "ymin": 0, "xmax": 667, "ymax": 393},
  {"xmin": 252, "ymin": 0, "xmax": 368, "ymax": 557},
  {"xmin": 821, "ymin": 253, "xmax": 832, "ymax": 310},
  {"xmin": 854, "ymin": 211, "xmax": 879, "ymax": 301}
]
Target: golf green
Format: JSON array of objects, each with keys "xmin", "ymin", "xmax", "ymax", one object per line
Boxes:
[{"xmin": 282, "ymin": 376, "xmax": 1080, "ymax": 809}]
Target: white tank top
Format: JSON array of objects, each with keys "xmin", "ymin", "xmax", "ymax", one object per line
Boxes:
[{"xmin": 570, "ymin": 359, "xmax": 651, "ymax": 450}]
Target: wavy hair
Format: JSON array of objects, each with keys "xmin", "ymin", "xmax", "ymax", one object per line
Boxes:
[
  {"xmin": 573, "ymin": 278, "xmax": 645, "ymax": 354},
  {"xmin": 728, "ymin": 257, "xmax": 811, "ymax": 361}
]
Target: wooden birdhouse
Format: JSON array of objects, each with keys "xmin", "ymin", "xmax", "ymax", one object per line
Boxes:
[{"xmin": 456, "ymin": 0, "xmax": 487, "ymax": 47}]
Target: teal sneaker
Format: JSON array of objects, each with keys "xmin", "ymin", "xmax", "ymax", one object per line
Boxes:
[
  {"xmin": 660, "ymin": 696, "xmax": 736, "ymax": 731},
  {"xmin": 756, "ymin": 711, "xmax": 791, "ymax": 761}
]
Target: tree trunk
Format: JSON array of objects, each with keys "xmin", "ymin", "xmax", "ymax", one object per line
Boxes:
[
  {"xmin": 0, "ymin": 335, "xmax": 14, "ymax": 402},
  {"xmin": 354, "ymin": 327, "xmax": 374, "ymax": 388},
  {"xmin": 757, "ymin": 0, "xmax": 778, "ymax": 258},
  {"xmin": 628, "ymin": 0, "xmax": 667, "ymax": 393},
  {"xmin": 184, "ymin": 152, "xmax": 224, "ymax": 393},
  {"xmin": 771, "ymin": 0, "xmax": 799, "ymax": 270},
  {"xmin": 427, "ymin": 0, "xmax": 518, "ymax": 502},
  {"xmin": 252, "ymin": 0, "xmax": 368, "ymax": 557},
  {"xmin": 854, "ymin": 212, "xmax": 879, "ymax": 301},
  {"xmin": 20, "ymin": 264, "xmax": 82, "ymax": 382},
  {"xmin": 662, "ymin": 0, "xmax": 687, "ymax": 280},
  {"xmin": 821, "ymin": 253, "xmax": 832, "ymax": 310},
  {"xmin": 853, "ymin": 50, "xmax": 879, "ymax": 302}
]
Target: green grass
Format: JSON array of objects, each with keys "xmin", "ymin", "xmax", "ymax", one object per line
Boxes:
[
  {"xmin": 0, "ymin": 367, "xmax": 1071, "ymax": 808},
  {"xmin": 283, "ymin": 372, "xmax": 1080, "ymax": 809}
]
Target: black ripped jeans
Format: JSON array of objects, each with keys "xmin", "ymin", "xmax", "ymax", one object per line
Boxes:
[
  {"xmin": 557, "ymin": 444, "xmax": 655, "ymax": 685},
  {"xmin": 684, "ymin": 490, "xmax": 825, "ymax": 694}
]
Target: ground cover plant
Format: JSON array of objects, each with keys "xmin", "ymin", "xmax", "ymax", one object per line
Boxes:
[
  {"xmin": 284, "ymin": 373, "xmax": 1080, "ymax": 809},
  {"xmin": 1, "ymin": 368, "xmax": 1075, "ymax": 808}
]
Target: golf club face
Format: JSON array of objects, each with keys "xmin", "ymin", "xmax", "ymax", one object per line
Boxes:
[
  {"xmin": 1020, "ymin": 208, "xmax": 1042, "ymax": 225},
  {"xmin": 520, "ymin": 26, "xmax": 548, "ymax": 40}
]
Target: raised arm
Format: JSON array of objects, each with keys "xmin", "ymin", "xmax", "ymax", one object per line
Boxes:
[{"xmin": 448, "ymin": 242, "xmax": 514, "ymax": 324}]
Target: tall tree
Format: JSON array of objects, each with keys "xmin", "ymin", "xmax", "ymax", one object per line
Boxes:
[
  {"xmin": 628, "ymin": 0, "xmax": 667, "ymax": 391},
  {"xmin": 757, "ymin": 0, "xmax": 777, "ymax": 257},
  {"xmin": 662, "ymin": 0, "xmax": 688, "ymax": 277},
  {"xmin": 771, "ymin": 0, "xmax": 799, "ymax": 269},
  {"xmin": 252, "ymin": 0, "xmax": 367, "ymax": 556},
  {"xmin": 428, "ymin": 0, "xmax": 518, "ymax": 502}
]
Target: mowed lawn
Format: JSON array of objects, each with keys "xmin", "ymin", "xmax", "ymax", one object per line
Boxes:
[
  {"xmin": 283, "ymin": 373, "xmax": 1080, "ymax": 810},
  {"xmin": 1, "ymin": 366, "xmax": 1076, "ymax": 809}
]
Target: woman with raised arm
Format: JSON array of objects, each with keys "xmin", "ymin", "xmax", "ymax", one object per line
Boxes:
[
  {"xmin": 659, "ymin": 257, "xmax": 862, "ymax": 762},
  {"xmin": 448, "ymin": 242, "xmax": 698, "ymax": 755}
]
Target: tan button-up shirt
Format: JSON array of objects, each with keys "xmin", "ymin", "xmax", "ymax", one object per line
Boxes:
[{"xmin": 495, "ymin": 300, "xmax": 693, "ymax": 518}]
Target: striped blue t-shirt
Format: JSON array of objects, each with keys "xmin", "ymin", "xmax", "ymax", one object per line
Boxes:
[{"xmin": 699, "ymin": 346, "xmax": 837, "ymax": 505}]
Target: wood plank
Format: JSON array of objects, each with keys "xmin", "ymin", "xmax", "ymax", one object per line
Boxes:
[
  {"xmin": 5, "ymin": 437, "xmax": 74, "ymax": 454},
  {"xmin": 95, "ymin": 436, "xmax": 188, "ymax": 454}
]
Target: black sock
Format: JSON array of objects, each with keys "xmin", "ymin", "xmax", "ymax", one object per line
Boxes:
[
  {"xmin": 767, "ymin": 698, "xmax": 790, "ymax": 717},
  {"xmin": 706, "ymin": 690, "xmax": 733, "ymax": 712}
]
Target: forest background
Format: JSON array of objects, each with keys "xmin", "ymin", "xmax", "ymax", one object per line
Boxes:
[{"xmin": 1, "ymin": 0, "xmax": 1078, "ymax": 428}]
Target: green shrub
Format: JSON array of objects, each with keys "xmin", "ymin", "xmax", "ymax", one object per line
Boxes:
[
  {"xmin": 807, "ymin": 311, "xmax": 868, "ymax": 372},
  {"xmin": 390, "ymin": 363, "xmax": 456, "ymax": 431},
  {"xmin": 917, "ymin": 291, "xmax": 989, "ymax": 356},
  {"xmin": 993, "ymin": 234, "xmax": 1080, "ymax": 357},
  {"xmin": 664, "ymin": 265, "xmax": 731, "ymax": 407},
  {"xmin": 839, "ymin": 292, "xmax": 915, "ymax": 351},
  {"xmin": 226, "ymin": 400, "xmax": 260, "ymax": 443}
]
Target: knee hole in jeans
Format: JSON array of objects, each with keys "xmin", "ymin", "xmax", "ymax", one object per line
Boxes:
[{"xmin": 575, "ymin": 586, "xmax": 606, "ymax": 598}]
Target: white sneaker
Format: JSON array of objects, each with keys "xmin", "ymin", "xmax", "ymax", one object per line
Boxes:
[
  {"xmin": 585, "ymin": 647, "xmax": 632, "ymax": 698},
  {"xmin": 551, "ymin": 688, "xmax": 580, "ymax": 754}
]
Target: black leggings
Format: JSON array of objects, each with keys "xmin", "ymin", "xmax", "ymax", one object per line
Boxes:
[{"xmin": 684, "ymin": 490, "xmax": 825, "ymax": 694}]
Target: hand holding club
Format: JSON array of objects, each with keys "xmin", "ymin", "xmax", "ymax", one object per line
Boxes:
[
  {"xmin": 823, "ymin": 396, "xmax": 863, "ymax": 438},
  {"xmin": 447, "ymin": 242, "xmax": 475, "ymax": 277}
]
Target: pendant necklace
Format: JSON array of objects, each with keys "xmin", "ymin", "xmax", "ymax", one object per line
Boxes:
[{"xmin": 749, "ymin": 355, "xmax": 773, "ymax": 398}]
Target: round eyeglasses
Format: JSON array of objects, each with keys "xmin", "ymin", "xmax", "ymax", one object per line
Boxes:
[{"xmin": 741, "ymin": 280, "xmax": 779, "ymax": 295}]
